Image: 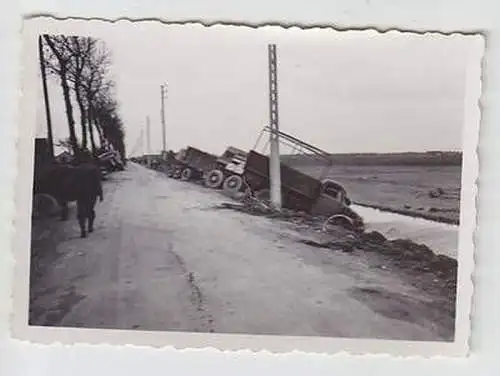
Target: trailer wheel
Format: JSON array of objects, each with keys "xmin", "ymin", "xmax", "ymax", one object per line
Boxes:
[
  {"xmin": 323, "ymin": 214, "xmax": 355, "ymax": 232},
  {"xmin": 32, "ymin": 193, "xmax": 60, "ymax": 219},
  {"xmin": 181, "ymin": 168, "xmax": 193, "ymax": 181},
  {"xmin": 205, "ymin": 169, "xmax": 224, "ymax": 189},
  {"xmin": 223, "ymin": 175, "xmax": 243, "ymax": 193}
]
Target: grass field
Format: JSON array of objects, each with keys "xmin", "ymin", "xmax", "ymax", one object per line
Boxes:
[{"xmin": 288, "ymin": 163, "xmax": 462, "ymax": 225}]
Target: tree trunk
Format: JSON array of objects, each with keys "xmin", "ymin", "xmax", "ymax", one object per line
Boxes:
[
  {"xmin": 117, "ymin": 140, "xmax": 126, "ymax": 163},
  {"xmin": 75, "ymin": 86, "xmax": 88, "ymax": 150},
  {"xmin": 60, "ymin": 68, "xmax": 78, "ymax": 154},
  {"xmin": 87, "ymin": 106, "xmax": 97, "ymax": 154},
  {"xmin": 94, "ymin": 114, "xmax": 105, "ymax": 148},
  {"xmin": 43, "ymin": 35, "xmax": 78, "ymax": 154}
]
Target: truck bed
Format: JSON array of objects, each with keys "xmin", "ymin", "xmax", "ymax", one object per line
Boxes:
[
  {"xmin": 243, "ymin": 150, "xmax": 322, "ymax": 212},
  {"xmin": 179, "ymin": 147, "xmax": 219, "ymax": 173}
]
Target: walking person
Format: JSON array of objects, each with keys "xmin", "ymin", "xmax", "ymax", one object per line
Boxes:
[{"xmin": 74, "ymin": 150, "xmax": 104, "ymax": 238}]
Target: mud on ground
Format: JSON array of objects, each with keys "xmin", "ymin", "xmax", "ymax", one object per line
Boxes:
[{"xmin": 214, "ymin": 200, "xmax": 457, "ymax": 336}]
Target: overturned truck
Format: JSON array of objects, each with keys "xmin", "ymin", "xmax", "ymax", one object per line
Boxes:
[
  {"xmin": 204, "ymin": 146, "xmax": 248, "ymax": 192},
  {"xmin": 169, "ymin": 146, "xmax": 219, "ymax": 181},
  {"xmin": 241, "ymin": 127, "xmax": 364, "ymax": 231},
  {"xmin": 242, "ymin": 150, "xmax": 364, "ymax": 230}
]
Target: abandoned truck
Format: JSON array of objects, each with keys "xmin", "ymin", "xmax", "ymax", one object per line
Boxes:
[
  {"xmin": 96, "ymin": 147, "xmax": 124, "ymax": 174},
  {"xmin": 217, "ymin": 126, "xmax": 364, "ymax": 230},
  {"xmin": 204, "ymin": 146, "xmax": 248, "ymax": 191},
  {"xmin": 169, "ymin": 146, "xmax": 219, "ymax": 181},
  {"xmin": 242, "ymin": 150, "xmax": 364, "ymax": 230},
  {"xmin": 151, "ymin": 150, "xmax": 177, "ymax": 173}
]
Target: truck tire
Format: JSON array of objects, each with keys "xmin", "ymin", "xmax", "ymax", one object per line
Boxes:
[
  {"xmin": 205, "ymin": 169, "xmax": 224, "ymax": 189},
  {"xmin": 223, "ymin": 175, "xmax": 243, "ymax": 193},
  {"xmin": 173, "ymin": 168, "xmax": 182, "ymax": 179},
  {"xmin": 323, "ymin": 214, "xmax": 355, "ymax": 232},
  {"xmin": 32, "ymin": 193, "xmax": 60, "ymax": 219},
  {"xmin": 181, "ymin": 167, "xmax": 193, "ymax": 181}
]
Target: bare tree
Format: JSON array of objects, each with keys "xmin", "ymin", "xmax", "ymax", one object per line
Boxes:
[
  {"xmin": 66, "ymin": 36, "xmax": 94, "ymax": 151},
  {"xmin": 93, "ymin": 92, "xmax": 126, "ymax": 162},
  {"xmin": 42, "ymin": 34, "xmax": 126, "ymax": 162},
  {"xmin": 43, "ymin": 34, "xmax": 79, "ymax": 153},
  {"xmin": 83, "ymin": 43, "xmax": 112, "ymax": 154},
  {"xmin": 92, "ymin": 81, "xmax": 116, "ymax": 148},
  {"xmin": 65, "ymin": 36, "xmax": 116, "ymax": 156}
]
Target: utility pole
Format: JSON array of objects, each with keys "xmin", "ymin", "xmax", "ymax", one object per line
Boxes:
[
  {"xmin": 160, "ymin": 83, "xmax": 167, "ymax": 156},
  {"xmin": 146, "ymin": 115, "xmax": 151, "ymax": 167},
  {"xmin": 268, "ymin": 44, "xmax": 282, "ymax": 210},
  {"xmin": 39, "ymin": 35, "xmax": 54, "ymax": 158},
  {"xmin": 140, "ymin": 129, "xmax": 144, "ymax": 157}
]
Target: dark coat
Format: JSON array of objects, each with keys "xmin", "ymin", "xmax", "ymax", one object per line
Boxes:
[{"xmin": 73, "ymin": 163, "xmax": 103, "ymax": 201}]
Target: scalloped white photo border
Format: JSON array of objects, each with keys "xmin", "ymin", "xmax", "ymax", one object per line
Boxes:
[{"xmin": 9, "ymin": 16, "xmax": 484, "ymax": 358}]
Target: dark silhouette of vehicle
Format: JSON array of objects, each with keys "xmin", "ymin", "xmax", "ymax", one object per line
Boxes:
[
  {"xmin": 204, "ymin": 146, "xmax": 248, "ymax": 193},
  {"xmin": 169, "ymin": 146, "xmax": 219, "ymax": 182}
]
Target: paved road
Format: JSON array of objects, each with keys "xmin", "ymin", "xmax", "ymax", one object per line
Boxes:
[{"xmin": 29, "ymin": 163, "xmax": 452, "ymax": 341}]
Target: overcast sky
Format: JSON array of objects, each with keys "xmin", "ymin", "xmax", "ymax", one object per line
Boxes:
[{"xmin": 35, "ymin": 22, "xmax": 477, "ymax": 156}]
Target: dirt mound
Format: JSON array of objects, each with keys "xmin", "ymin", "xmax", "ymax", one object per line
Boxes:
[
  {"xmin": 354, "ymin": 232, "xmax": 457, "ymax": 316},
  {"xmin": 361, "ymin": 230, "xmax": 387, "ymax": 244},
  {"xmin": 214, "ymin": 198, "xmax": 457, "ymax": 312}
]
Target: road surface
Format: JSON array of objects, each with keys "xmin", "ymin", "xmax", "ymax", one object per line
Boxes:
[{"xmin": 29, "ymin": 163, "xmax": 454, "ymax": 341}]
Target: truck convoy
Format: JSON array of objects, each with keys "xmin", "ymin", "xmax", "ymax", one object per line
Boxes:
[{"xmin": 146, "ymin": 128, "xmax": 363, "ymax": 231}]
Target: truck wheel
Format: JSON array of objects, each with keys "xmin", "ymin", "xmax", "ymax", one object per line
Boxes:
[
  {"xmin": 205, "ymin": 169, "xmax": 224, "ymax": 189},
  {"xmin": 323, "ymin": 214, "xmax": 354, "ymax": 232},
  {"xmin": 223, "ymin": 175, "xmax": 243, "ymax": 194},
  {"xmin": 32, "ymin": 193, "xmax": 60, "ymax": 219},
  {"xmin": 181, "ymin": 168, "xmax": 193, "ymax": 181},
  {"xmin": 173, "ymin": 168, "xmax": 182, "ymax": 179}
]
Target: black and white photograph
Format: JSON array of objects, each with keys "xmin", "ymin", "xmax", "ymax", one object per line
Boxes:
[{"xmin": 12, "ymin": 18, "xmax": 482, "ymax": 356}]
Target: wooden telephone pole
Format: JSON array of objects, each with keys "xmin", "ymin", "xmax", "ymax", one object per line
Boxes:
[{"xmin": 39, "ymin": 35, "xmax": 54, "ymax": 158}]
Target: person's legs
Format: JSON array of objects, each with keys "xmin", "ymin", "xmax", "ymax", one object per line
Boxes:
[
  {"xmin": 76, "ymin": 199, "xmax": 87, "ymax": 238},
  {"xmin": 60, "ymin": 200, "xmax": 69, "ymax": 221},
  {"xmin": 88, "ymin": 196, "xmax": 97, "ymax": 233}
]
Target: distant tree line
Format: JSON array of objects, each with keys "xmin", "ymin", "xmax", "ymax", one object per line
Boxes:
[
  {"xmin": 282, "ymin": 151, "xmax": 463, "ymax": 166},
  {"xmin": 40, "ymin": 34, "xmax": 125, "ymax": 161}
]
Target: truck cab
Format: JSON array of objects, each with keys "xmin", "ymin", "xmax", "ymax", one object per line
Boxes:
[
  {"xmin": 224, "ymin": 156, "xmax": 246, "ymax": 175},
  {"xmin": 310, "ymin": 179, "xmax": 351, "ymax": 216}
]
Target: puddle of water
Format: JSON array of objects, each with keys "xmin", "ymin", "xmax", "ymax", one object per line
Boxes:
[{"xmin": 353, "ymin": 205, "xmax": 458, "ymax": 259}]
